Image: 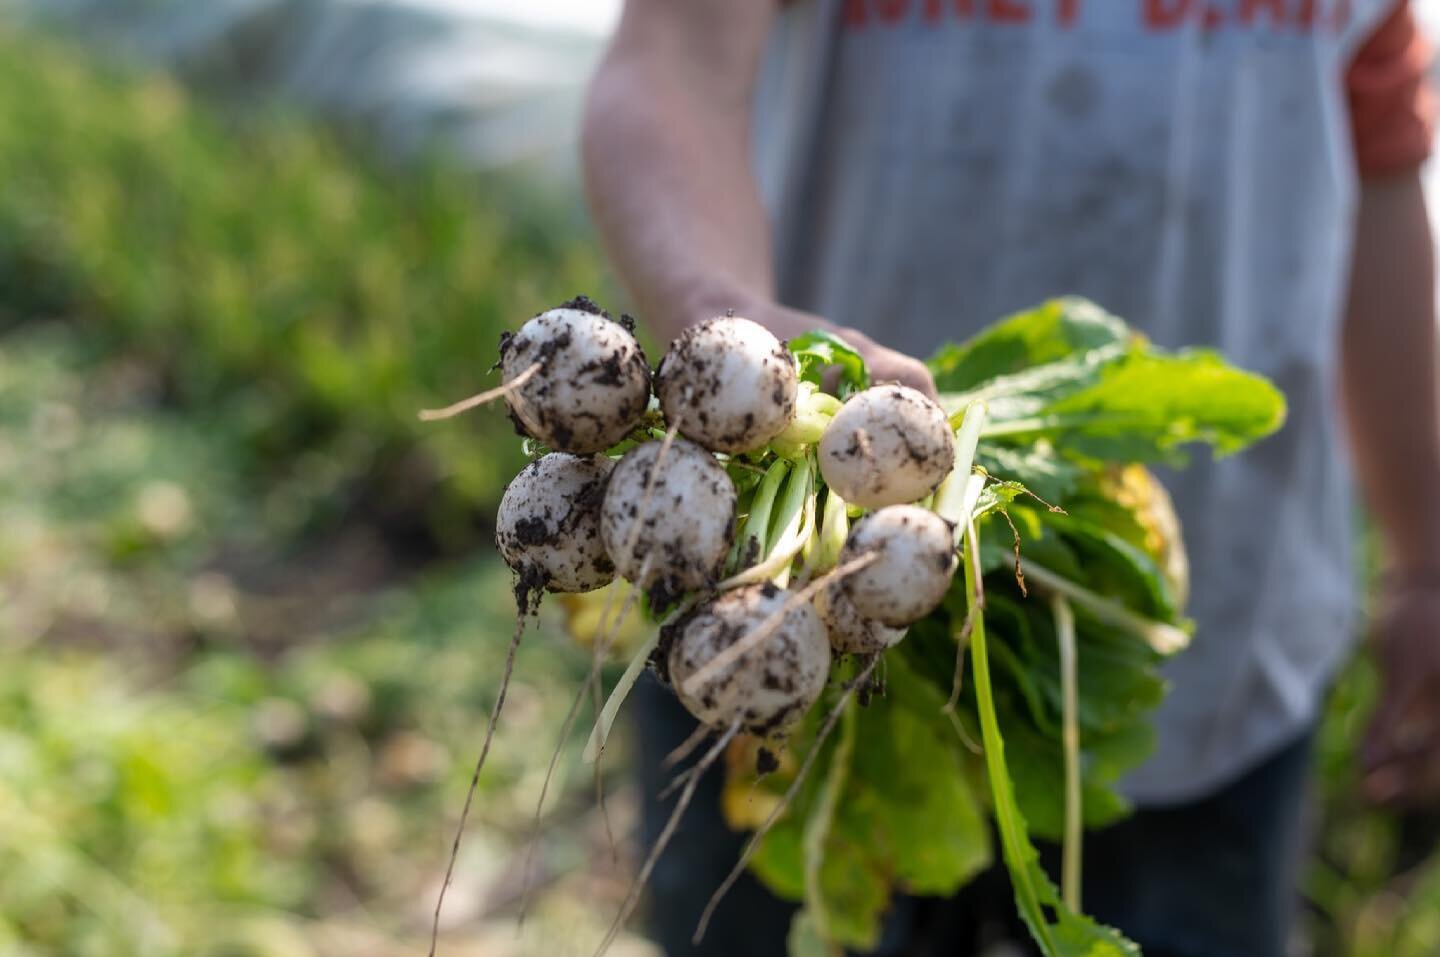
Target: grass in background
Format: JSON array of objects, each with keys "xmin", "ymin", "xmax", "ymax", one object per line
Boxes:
[
  {"xmin": 0, "ymin": 29, "xmax": 649, "ymax": 957},
  {"xmin": 0, "ymin": 323, "xmax": 649, "ymax": 957},
  {"xmin": 0, "ymin": 26, "xmax": 610, "ymax": 544}
]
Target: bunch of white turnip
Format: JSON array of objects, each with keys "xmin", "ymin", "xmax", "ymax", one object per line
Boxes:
[{"xmin": 419, "ymin": 295, "xmax": 982, "ymax": 955}]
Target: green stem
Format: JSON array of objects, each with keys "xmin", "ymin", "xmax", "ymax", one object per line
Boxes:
[
  {"xmin": 1052, "ymin": 594, "xmax": 1082, "ymax": 913},
  {"xmin": 772, "ymin": 384, "xmax": 842, "ymax": 457},
  {"xmin": 977, "ymin": 410, "xmax": 1158, "ymax": 440},
  {"xmin": 803, "ymin": 388, "xmax": 844, "ymax": 417},
  {"xmin": 736, "ymin": 459, "xmax": 789, "ymax": 572},
  {"xmin": 767, "ymin": 456, "xmax": 812, "ymax": 556},
  {"xmin": 802, "ymin": 695, "xmax": 856, "ymax": 944},
  {"xmin": 723, "ymin": 457, "xmax": 816, "ymax": 589},
  {"xmin": 815, "ymin": 487, "xmax": 849, "ymax": 572},
  {"xmin": 1023, "ymin": 561, "xmax": 1190, "ymax": 655},
  {"xmin": 965, "ymin": 518, "xmax": 1057, "ymax": 954}
]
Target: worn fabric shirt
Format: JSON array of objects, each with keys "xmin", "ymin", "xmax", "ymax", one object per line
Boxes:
[{"xmin": 751, "ymin": 0, "xmax": 1434, "ymax": 803}]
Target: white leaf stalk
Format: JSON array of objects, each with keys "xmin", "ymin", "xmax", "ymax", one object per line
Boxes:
[
  {"xmin": 797, "ymin": 491, "xmax": 823, "ymax": 576},
  {"xmin": 583, "ymin": 589, "xmax": 696, "ymax": 765},
  {"xmin": 933, "ymin": 401, "xmax": 990, "ymax": 535},
  {"xmin": 814, "ymin": 486, "xmax": 849, "ymax": 572},
  {"xmin": 721, "ymin": 457, "xmax": 815, "ymax": 589},
  {"xmin": 582, "ymin": 632, "xmax": 659, "ymax": 764},
  {"xmin": 1052, "ymin": 593, "xmax": 1082, "ymax": 913},
  {"xmin": 1024, "ymin": 562, "xmax": 1191, "ymax": 656}
]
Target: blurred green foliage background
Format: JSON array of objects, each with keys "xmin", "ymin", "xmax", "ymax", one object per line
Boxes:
[{"xmin": 0, "ymin": 25, "xmax": 1436, "ymax": 957}]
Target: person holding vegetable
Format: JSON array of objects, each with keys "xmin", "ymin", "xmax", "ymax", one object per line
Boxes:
[{"xmin": 580, "ymin": 1, "xmax": 1440, "ymax": 955}]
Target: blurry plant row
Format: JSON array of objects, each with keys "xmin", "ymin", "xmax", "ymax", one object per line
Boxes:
[
  {"xmin": 0, "ymin": 27, "xmax": 630, "ymax": 957},
  {"xmin": 0, "ymin": 323, "xmax": 625, "ymax": 957},
  {"xmin": 0, "ymin": 26, "xmax": 610, "ymax": 547}
]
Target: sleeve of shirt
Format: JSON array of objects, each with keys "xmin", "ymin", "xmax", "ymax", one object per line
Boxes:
[{"xmin": 1346, "ymin": 1, "xmax": 1437, "ymax": 176}]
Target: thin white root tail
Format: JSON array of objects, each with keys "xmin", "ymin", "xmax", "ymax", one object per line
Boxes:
[
  {"xmin": 942, "ymin": 594, "xmax": 981, "ymax": 715},
  {"xmin": 428, "ymin": 612, "xmax": 526, "ymax": 957},
  {"xmin": 592, "ymin": 720, "xmax": 742, "ymax": 957},
  {"xmin": 692, "ymin": 655, "xmax": 881, "ymax": 945},
  {"xmin": 657, "ymin": 756, "xmax": 706, "ymax": 803},
  {"xmin": 680, "ymin": 552, "xmax": 878, "ymax": 699},
  {"xmin": 661, "ymin": 723, "xmax": 712, "ymax": 771},
  {"xmin": 418, "ymin": 362, "xmax": 541, "ymax": 422},
  {"xmin": 517, "ymin": 672, "xmax": 595, "ymax": 927}
]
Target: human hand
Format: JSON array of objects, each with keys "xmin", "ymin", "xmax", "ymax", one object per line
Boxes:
[
  {"xmin": 1362, "ymin": 582, "xmax": 1440, "ymax": 806},
  {"xmin": 686, "ymin": 296, "xmax": 939, "ymax": 399},
  {"xmin": 833, "ymin": 326, "xmax": 939, "ymax": 399}
]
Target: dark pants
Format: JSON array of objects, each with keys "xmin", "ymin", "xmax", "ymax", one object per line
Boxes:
[{"xmin": 636, "ymin": 674, "xmax": 1315, "ymax": 957}]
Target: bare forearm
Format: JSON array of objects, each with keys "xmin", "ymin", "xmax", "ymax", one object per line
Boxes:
[
  {"xmin": 579, "ymin": 0, "xmax": 936, "ymax": 395},
  {"xmin": 581, "ymin": 9, "xmax": 778, "ymax": 340},
  {"xmin": 1341, "ymin": 171, "xmax": 1440, "ymax": 575}
]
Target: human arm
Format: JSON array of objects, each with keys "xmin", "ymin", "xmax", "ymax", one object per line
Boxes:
[
  {"xmin": 579, "ymin": 0, "xmax": 936, "ymax": 395},
  {"xmin": 1340, "ymin": 169, "xmax": 1440, "ymax": 805}
]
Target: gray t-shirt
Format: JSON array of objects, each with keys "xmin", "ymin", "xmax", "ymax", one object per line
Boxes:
[{"xmin": 752, "ymin": 0, "xmax": 1399, "ymax": 803}]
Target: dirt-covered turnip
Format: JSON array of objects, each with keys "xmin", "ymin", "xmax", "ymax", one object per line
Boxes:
[
  {"xmin": 818, "ymin": 385, "xmax": 955, "ymax": 508},
  {"xmin": 815, "ymin": 583, "xmax": 907, "ymax": 655},
  {"xmin": 495, "ymin": 452, "xmax": 615, "ymax": 607},
  {"xmin": 665, "ymin": 583, "xmax": 831, "ymax": 735},
  {"xmin": 835, "ymin": 505, "xmax": 956, "ymax": 627},
  {"xmin": 496, "ymin": 297, "xmax": 651, "ymax": 453},
  {"xmin": 655, "ymin": 316, "xmax": 798, "ymax": 454},
  {"xmin": 600, "ymin": 438, "xmax": 736, "ymax": 607}
]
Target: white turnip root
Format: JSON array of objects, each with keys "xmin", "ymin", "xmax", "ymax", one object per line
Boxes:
[
  {"xmin": 496, "ymin": 297, "xmax": 651, "ymax": 453},
  {"xmin": 600, "ymin": 438, "xmax": 736, "ymax": 608},
  {"xmin": 815, "ymin": 583, "xmax": 907, "ymax": 655},
  {"xmin": 496, "ymin": 452, "xmax": 615, "ymax": 607},
  {"xmin": 664, "ymin": 583, "xmax": 831, "ymax": 736},
  {"xmin": 655, "ymin": 316, "xmax": 798, "ymax": 454},
  {"xmin": 835, "ymin": 505, "xmax": 957, "ymax": 627},
  {"xmin": 818, "ymin": 385, "xmax": 955, "ymax": 508}
]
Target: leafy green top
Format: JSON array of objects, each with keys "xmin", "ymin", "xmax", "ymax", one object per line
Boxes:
[{"xmin": 720, "ymin": 297, "xmax": 1285, "ymax": 957}]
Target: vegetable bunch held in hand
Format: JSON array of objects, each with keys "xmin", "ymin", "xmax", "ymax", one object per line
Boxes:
[{"xmin": 417, "ymin": 295, "xmax": 1286, "ymax": 957}]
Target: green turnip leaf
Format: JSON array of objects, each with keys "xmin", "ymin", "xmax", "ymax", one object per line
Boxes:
[
  {"xmin": 929, "ymin": 297, "xmax": 1130, "ymax": 392},
  {"xmin": 788, "ymin": 329, "xmax": 870, "ymax": 395}
]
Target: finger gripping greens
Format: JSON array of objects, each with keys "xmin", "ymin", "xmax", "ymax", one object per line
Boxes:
[{"xmin": 417, "ymin": 295, "xmax": 1287, "ymax": 957}]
